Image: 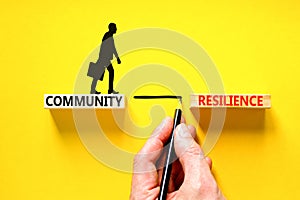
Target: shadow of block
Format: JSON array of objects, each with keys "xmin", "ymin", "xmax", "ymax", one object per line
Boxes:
[
  {"xmin": 190, "ymin": 108, "xmax": 266, "ymax": 132},
  {"xmin": 49, "ymin": 108, "xmax": 126, "ymax": 134},
  {"xmin": 50, "ymin": 109, "xmax": 77, "ymax": 132}
]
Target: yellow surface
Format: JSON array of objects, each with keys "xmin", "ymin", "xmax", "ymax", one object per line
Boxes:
[{"xmin": 0, "ymin": 0, "xmax": 300, "ymax": 199}]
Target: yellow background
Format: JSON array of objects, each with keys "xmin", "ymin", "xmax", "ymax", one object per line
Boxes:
[{"xmin": 0, "ymin": 0, "xmax": 300, "ymax": 199}]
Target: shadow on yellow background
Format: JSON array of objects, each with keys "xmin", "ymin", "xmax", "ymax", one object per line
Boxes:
[
  {"xmin": 191, "ymin": 108, "xmax": 266, "ymax": 132},
  {"xmin": 50, "ymin": 109, "xmax": 76, "ymax": 133},
  {"xmin": 49, "ymin": 106, "xmax": 144, "ymax": 154},
  {"xmin": 51, "ymin": 107, "xmax": 268, "ymax": 134}
]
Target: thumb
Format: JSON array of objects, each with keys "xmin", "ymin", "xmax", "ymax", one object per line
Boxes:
[{"xmin": 174, "ymin": 124, "xmax": 206, "ymax": 181}]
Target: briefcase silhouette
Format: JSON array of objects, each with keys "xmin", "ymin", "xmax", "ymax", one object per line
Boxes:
[{"xmin": 87, "ymin": 61, "xmax": 105, "ymax": 81}]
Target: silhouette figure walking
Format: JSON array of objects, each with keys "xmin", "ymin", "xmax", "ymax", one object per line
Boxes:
[{"xmin": 90, "ymin": 23, "xmax": 121, "ymax": 94}]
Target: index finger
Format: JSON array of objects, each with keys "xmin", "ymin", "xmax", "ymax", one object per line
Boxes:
[
  {"xmin": 133, "ymin": 117, "xmax": 173, "ymax": 173},
  {"xmin": 138, "ymin": 117, "xmax": 173, "ymax": 160}
]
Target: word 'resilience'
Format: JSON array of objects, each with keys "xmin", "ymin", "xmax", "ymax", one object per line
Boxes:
[{"xmin": 190, "ymin": 94, "xmax": 271, "ymax": 108}]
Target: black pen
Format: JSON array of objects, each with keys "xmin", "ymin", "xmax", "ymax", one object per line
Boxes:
[{"xmin": 158, "ymin": 108, "xmax": 182, "ymax": 200}]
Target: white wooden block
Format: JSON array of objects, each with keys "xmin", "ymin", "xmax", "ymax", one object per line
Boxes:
[{"xmin": 44, "ymin": 94, "xmax": 125, "ymax": 109}]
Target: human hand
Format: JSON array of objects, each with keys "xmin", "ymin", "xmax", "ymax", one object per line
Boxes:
[
  {"xmin": 130, "ymin": 117, "xmax": 225, "ymax": 200},
  {"xmin": 117, "ymin": 57, "xmax": 121, "ymax": 64}
]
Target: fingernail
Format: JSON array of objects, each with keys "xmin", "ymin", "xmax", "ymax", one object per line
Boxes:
[
  {"xmin": 158, "ymin": 117, "xmax": 169, "ymax": 129},
  {"xmin": 178, "ymin": 124, "xmax": 189, "ymax": 138},
  {"xmin": 162, "ymin": 117, "xmax": 170, "ymax": 125}
]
